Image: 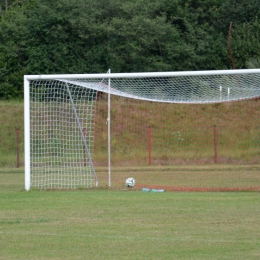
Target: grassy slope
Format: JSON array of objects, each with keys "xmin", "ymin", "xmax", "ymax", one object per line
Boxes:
[
  {"xmin": 95, "ymin": 97, "xmax": 260, "ymax": 165},
  {"xmin": 0, "ymin": 101, "xmax": 24, "ymax": 167},
  {"xmin": 0, "ymin": 98, "xmax": 260, "ymax": 167}
]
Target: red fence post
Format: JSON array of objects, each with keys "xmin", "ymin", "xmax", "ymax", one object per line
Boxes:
[
  {"xmin": 15, "ymin": 129, "xmax": 20, "ymax": 168},
  {"xmin": 83, "ymin": 128, "xmax": 87, "ymax": 166},
  {"xmin": 148, "ymin": 126, "xmax": 152, "ymax": 165},
  {"xmin": 214, "ymin": 125, "xmax": 218, "ymax": 164}
]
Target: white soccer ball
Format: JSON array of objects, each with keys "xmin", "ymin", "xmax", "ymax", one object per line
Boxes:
[{"xmin": 125, "ymin": 177, "xmax": 135, "ymax": 188}]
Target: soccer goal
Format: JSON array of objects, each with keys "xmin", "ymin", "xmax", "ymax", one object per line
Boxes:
[{"xmin": 24, "ymin": 69, "xmax": 260, "ymax": 191}]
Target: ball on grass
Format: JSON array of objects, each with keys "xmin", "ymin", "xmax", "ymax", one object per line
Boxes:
[{"xmin": 125, "ymin": 177, "xmax": 135, "ymax": 188}]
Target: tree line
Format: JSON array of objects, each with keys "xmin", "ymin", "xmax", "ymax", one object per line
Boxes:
[{"xmin": 0, "ymin": 0, "xmax": 260, "ymax": 100}]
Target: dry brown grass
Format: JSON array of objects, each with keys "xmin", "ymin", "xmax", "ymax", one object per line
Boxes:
[
  {"xmin": 0, "ymin": 98, "xmax": 259, "ymax": 169},
  {"xmin": 94, "ymin": 97, "xmax": 260, "ymax": 166}
]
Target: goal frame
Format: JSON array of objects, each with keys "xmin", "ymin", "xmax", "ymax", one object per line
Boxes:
[{"xmin": 24, "ymin": 69, "xmax": 260, "ymax": 191}]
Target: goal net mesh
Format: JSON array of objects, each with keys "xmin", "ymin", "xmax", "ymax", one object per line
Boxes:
[
  {"xmin": 64, "ymin": 73, "xmax": 260, "ymax": 103},
  {"xmin": 28, "ymin": 71, "xmax": 260, "ymax": 190},
  {"xmin": 29, "ymin": 80, "xmax": 98, "ymax": 189}
]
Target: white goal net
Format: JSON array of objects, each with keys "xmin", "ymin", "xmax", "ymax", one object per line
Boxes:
[{"xmin": 24, "ymin": 69, "xmax": 260, "ymax": 190}]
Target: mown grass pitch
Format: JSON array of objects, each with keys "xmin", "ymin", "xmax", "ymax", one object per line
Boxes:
[{"xmin": 1, "ymin": 169, "xmax": 260, "ymax": 260}]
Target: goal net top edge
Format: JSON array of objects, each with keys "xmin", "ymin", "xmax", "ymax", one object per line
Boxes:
[
  {"xmin": 24, "ymin": 69, "xmax": 260, "ymax": 80},
  {"xmin": 58, "ymin": 79, "xmax": 260, "ymax": 104}
]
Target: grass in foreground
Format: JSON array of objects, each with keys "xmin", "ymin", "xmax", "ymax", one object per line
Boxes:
[{"xmin": 1, "ymin": 170, "xmax": 260, "ymax": 260}]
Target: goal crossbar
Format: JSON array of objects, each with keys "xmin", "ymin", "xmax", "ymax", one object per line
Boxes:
[{"xmin": 24, "ymin": 68, "xmax": 260, "ymax": 79}]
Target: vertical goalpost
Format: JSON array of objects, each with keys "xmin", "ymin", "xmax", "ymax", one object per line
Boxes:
[
  {"xmin": 24, "ymin": 76, "xmax": 31, "ymax": 191},
  {"xmin": 24, "ymin": 69, "xmax": 260, "ymax": 191},
  {"xmin": 107, "ymin": 69, "xmax": 111, "ymax": 187}
]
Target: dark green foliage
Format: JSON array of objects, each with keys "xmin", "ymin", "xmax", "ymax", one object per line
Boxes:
[{"xmin": 0, "ymin": 0, "xmax": 260, "ymax": 99}]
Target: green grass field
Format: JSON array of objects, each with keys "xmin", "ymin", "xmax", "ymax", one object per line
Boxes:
[{"xmin": 1, "ymin": 169, "xmax": 260, "ymax": 260}]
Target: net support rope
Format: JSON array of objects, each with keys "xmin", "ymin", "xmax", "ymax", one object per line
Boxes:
[{"xmin": 65, "ymin": 82, "xmax": 98, "ymax": 186}]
